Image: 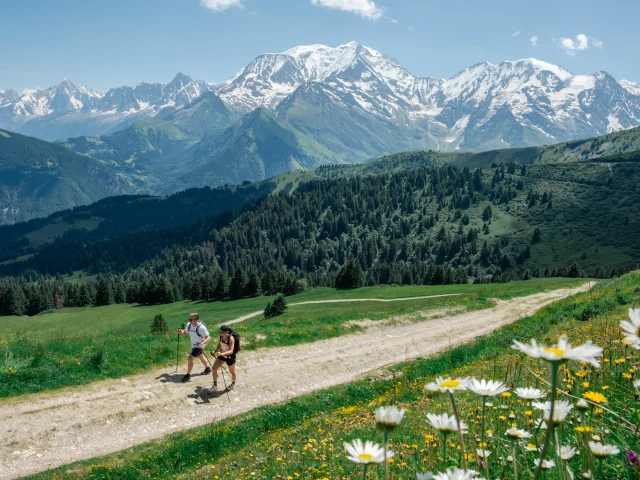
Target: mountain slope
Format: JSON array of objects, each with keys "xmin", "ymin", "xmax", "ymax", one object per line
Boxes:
[
  {"xmin": 0, "ymin": 129, "xmax": 137, "ymax": 224},
  {"xmin": 168, "ymin": 108, "xmax": 336, "ymax": 191}
]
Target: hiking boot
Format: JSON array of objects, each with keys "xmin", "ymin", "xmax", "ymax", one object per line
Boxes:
[
  {"xmin": 228, "ymin": 382, "xmax": 235, "ymax": 391},
  {"xmin": 210, "ymin": 383, "xmax": 218, "ymax": 391},
  {"xmin": 181, "ymin": 374, "xmax": 191, "ymax": 382},
  {"xmin": 202, "ymin": 367, "xmax": 212, "ymax": 375}
]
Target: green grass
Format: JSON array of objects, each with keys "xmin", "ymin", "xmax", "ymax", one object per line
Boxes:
[
  {"xmin": 21, "ymin": 273, "xmax": 638, "ymax": 480},
  {"xmin": 0, "ymin": 279, "xmax": 583, "ymax": 398}
]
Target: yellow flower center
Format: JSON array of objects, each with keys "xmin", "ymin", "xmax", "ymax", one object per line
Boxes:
[
  {"xmin": 358, "ymin": 453, "xmax": 374, "ymax": 462},
  {"xmin": 440, "ymin": 380, "xmax": 461, "ymax": 388},
  {"xmin": 544, "ymin": 347, "xmax": 565, "ymax": 357}
]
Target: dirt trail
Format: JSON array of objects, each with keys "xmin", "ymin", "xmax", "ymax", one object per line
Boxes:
[
  {"xmin": 0, "ymin": 284, "xmax": 589, "ymax": 479},
  {"xmin": 226, "ymin": 293, "xmax": 464, "ymax": 325}
]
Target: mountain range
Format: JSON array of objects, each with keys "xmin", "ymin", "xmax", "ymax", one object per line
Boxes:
[{"xmin": 2, "ymin": 42, "xmax": 640, "ymax": 151}]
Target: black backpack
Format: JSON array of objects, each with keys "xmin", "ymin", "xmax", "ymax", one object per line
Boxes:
[{"xmin": 230, "ymin": 330, "xmax": 241, "ymax": 353}]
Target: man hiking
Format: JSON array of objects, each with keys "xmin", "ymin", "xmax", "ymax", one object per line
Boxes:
[
  {"xmin": 210, "ymin": 325, "xmax": 239, "ymax": 391},
  {"xmin": 177, "ymin": 313, "xmax": 211, "ymax": 382}
]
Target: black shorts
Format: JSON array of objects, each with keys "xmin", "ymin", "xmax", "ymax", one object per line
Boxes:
[
  {"xmin": 217, "ymin": 354, "xmax": 236, "ymax": 366},
  {"xmin": 190, "ymin": 347, "xmax": 204, "ymax": 357}
]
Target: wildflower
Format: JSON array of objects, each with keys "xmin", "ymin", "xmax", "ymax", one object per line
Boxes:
[
  {"xmin": 627, "ymin": 451, "xmax": 640, "ymax": 467},
  {"xmin": 559, "ymin": 445, "xmax": 577, "ymax": 460},
  {"xmin": 512, "ymin": 335, "xmax": 603, "ymax": 367},
  {"xmin": 505, "ymin": 427, "xmax": 532, "ymax": 439},
  {"xmin": 344, "ymin": 439, "xmax": 392, "ymax": 464},
  {"xmin": 582, "ymin": 391, "xmax": 607, "ymax": 404},
  {"xmin": 426, "ymin": 413, "xmax": 468, "ymax": 433},
  {"xmin": 375, "ymin": 406, "xmax": 405, "ymax": 431},
  {"xmin": 620, "ymin": 308, "xmax": 640, "ymax": 348},
  {"xmin": 514, "ymin": 387, "xmax": 546, "ymax": 400},
  {"xmin": 634, "ymin": 379, "xmax": 640, "ymax": 389},
  {"xmin": 525, "ymin": 443, "xmax": 539, "ymax": 452},
  {"xmin": 425, "ymin": 377, "xmax": 470, "ymax": 393},
  {"xmin": 534, "ymin": 459, "xmax": 556, "ymax": 469},
  {"xmin": 467, "ymin": 379, "xmax": 509, "ymax": 397},
  {"xmin": 532, "ymin": 400, "xmax": 574, "ymax": 423},
  {"xmin": 432, "ymin": 467, "xmax": 480, "ymax": 479},
  {"xmin": 476, "ymin": 448, "xmax": 491, "ymax": 459},
  {"xmin": 575, "ymin": 399, "xmax": 589, "ymax": 411},
  {"xmin": 416, "ymin": 473, "xmax": 435, "ymax": 480},
  {"xmin": 589, "ymin": 442, "xmax": 620, "ymax": 458}
]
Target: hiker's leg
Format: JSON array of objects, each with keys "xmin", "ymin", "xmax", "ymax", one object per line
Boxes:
[
  {"xmin": 187, "ymin": 354, "xmax": 194, "ymax": 374},
  {"xmin": 198, "ymin": 353, "xmax": 208, "ymax": 368},
  {"xmin": 212, "ymin": 358, "xmax": 222, "ymax": 383},
  {"xmin": 228, "ymin": 363, "xmax": 237, "ymax": 383}
]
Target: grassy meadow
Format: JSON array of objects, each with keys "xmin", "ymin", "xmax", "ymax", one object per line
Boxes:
[
  {"xmin": 21, "ymin": 273, "xmax": 640, "ymax": 480},
  {"xmin": 0, "ymin": 278, "xmax": 583, "ymax": 398}
]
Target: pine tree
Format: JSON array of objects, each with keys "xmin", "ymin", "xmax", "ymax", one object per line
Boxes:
[
  {"xmin": 245, "ymin": 273, "xmax": 262, "ymax": 297},
  {"xmin": 335, "ymin": 259, "xmax": 363, "ymax": 289},
  {"xmin": 95, "ymin": 278, "xmax": 114, "ymax": 306},
  {"xmin": 229, "ymin": 267, "xmax": 248, "ymax": 299},
  {"xmin": 213, "ymin": 271, "xmax": 229, "ymax": 300}
]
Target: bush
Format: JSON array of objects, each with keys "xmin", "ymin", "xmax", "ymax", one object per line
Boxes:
[
  {"xmin": 150, "ymin": 314, "xmax": 168, "ymax": 335},
  {"xmin": 264, "ymin": 295, "xmax": 287, "ymax": 319},
  {"xmin": 86, "ymin": 344, "xmax": 107, "ymax": 370}
]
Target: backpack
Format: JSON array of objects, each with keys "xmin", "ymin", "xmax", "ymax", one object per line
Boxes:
[
  {"xmin": 230, "ymin": 330, "xmax": 241, "ymax": 354},
  {"xmin": 194, "ymin": 322, "xmax": 206, "ymax": 338}
]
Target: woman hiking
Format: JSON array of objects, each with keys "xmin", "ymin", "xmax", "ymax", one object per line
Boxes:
[{"xmin": 210, "ymin": 325, "xmax": 239, "ymax": 391}]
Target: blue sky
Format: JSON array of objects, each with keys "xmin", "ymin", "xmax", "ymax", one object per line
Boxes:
[{"xmin": 2, "ymin": 0, "xmax": 638, "ymax": 91}]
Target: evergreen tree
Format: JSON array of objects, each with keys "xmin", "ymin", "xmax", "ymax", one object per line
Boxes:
[
  {"xmin": 245, "ymin": 273, "xmax": 262, "ymax": 297},
  {"xmin": 95, "ymin": 278, "xmax": 114, "ymax": 306},
  {"xmin": 229, "ymin": 267, "xmax": 248, "ymax": 299},
  {"xmin": 213, "ymin": 271, "xmax": 229, "ymax": 300},
  {"xmin": 335, "ymin": 259, "xmax": 363, "ymax": 289}
]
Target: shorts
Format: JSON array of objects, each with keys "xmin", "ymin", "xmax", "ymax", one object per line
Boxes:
[
  {"xmin": 217, "ymin": 354, "xmax": 236, "ymax": 366},
  {"xmin": 190, "ymin": 347, "xmax": 204, "ymax": 357}
]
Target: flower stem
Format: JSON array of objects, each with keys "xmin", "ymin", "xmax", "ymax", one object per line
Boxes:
[
  {"xmin": 362, "ymin": 463, "xmax": 369, "ymax": 480},
  {"xmin": 512, "ymin": 439, "xmax": 519, "ymax": 480},
  {"xmin": 533, "ymin": 362, "xmax": 560, "ymax": 480},
  {"xmin": 481, "ymin": 397, "xmax": 489, "ymax": 479},
  {"xmin": 383, "ymin": 430, "xmax": 389, "ymax": 480},
  {"xmin": 441, "ymin": 432, "xmax": 448, "ymax": 466},
  {"xmin": 449, "ymin": 392, "xmax": 468, "ymax": 471}
]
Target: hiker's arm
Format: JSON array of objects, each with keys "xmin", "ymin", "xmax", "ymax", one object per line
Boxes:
[{"xmin": 197, "ymin": 335, "xmax": 211, "ymax": 348}]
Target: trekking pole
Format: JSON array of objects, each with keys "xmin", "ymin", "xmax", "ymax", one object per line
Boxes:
[
  {"xmin": 175, "ymin": 326, "xmax": 181, "ymax": 373},
  {"xmin": 205, "ymin": 351, "xmax": 231, "ymax": 404}
]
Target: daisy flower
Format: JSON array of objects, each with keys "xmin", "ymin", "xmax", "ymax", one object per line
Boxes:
[
  {"xmin": 426, "ymin": 413, "xmax": 468, "ymax": 433},
  {"xmin": 559, "ymin": 445, "xmax": 577, "ymax": 460},
  {"xmin": 467, "ymin": 379, "xmax": 509, "ymax": 397},
  {"xmin": 425, "ymin": 377, "xmax": 470, "ymax": 393},
  {"xmin": 375, "ymin": 406, "xmax": 405, "ymax": 431},
  {"xmin": 514, "ymin": 387, "xmax": 546, "ymax": 400},
  {"xmin": 476, "ymin": 448, "xmax": 491, "ymax": 459},
  {"xmin": 344, "ymin": 439, "xmax": 392, "ymax": 464},
  {"xmin": 416, "ymin": 473, "xmax": 435, "ymax": 480},
  {"xmin": 589, "ymin": 442, "xmax": 620, "ymax": 458},
  {"xmin": 525, "ymin": 443, "xmax": 540, "ymax": 452},
  {"xmin": 505, "ymin": 427, "xmax": 532, "ymax": 439},
  {"xmin": 512, "ymin": 335, "xmax": 603, "ymax": 367},
  {"xmin": 620, "ymin": 308, "xmax": 640, "ymax": 348},
  {"xmin": 534, "ymin": 459, "xmax": 556, "ymax": 469},
  {"xmin": 532, "ymin": 400, "xmax": 574, "ymax": 423},
  {"xmin": 432, "ymin": 468, "xmax": 480, "ymax": 480},
  {"xmin": 634, "ymin": 379, "xmax": 640, "ymax": 389}
]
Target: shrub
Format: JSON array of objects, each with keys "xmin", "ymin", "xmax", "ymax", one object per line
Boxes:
[
  {"xmin": 264, "ymin": 295, "xmax": 287, "ymax": 319},
  {"xmin": 150, "ymin": 314, "xmax": 168, "ymax": 335}
]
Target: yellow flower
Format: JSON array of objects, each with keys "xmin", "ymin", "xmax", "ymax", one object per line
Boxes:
[
  {"xmin": 614, "ymin": 358, "xmax": 626, "ymax": 364},
  {"xmin": 622, "ymin": 373, "xmax": 632, "ymax": 379},
  {"xmin": 575, "ymin": 426, "xmax": 594, "ymax": 433},
  {"xmin": 583, "ymin": 391, "xmax": 608, "ymax": 404},
  {"xmin": 582, "ymin": 382, "xmax": 590, "ymax": 388},
  {"xmin": 502, "ymin": 392, "xmax": 512, "ymax": 398}
]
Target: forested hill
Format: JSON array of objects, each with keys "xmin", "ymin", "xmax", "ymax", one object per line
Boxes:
[{"xmin": 2, "ymin": 158, "xmax": 639, "ymax": 294}]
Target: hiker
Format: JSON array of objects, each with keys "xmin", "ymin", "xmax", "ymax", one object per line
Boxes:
[
  {"xmin": 177, "ymin": 313, "xmax": 211, "ymax": 382},
  {"xmin": 210, "ymin": 324, "xmax": 239, "ymax": 391}
]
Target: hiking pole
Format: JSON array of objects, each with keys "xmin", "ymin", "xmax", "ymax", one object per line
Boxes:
[
  {"xmin": 175, "ymin": 326, "xmax": 181, "ymax": 373},
  {"xmin": 204, "ymin": 351, "xmax": 231, "ymax": 404}
]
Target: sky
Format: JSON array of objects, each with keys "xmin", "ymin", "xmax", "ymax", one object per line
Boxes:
[{"xmin": 2, "ymin": 0, "xmax": 639, "ymax": 92}]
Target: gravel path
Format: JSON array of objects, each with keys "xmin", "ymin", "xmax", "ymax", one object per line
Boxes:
[{"xmin": 0, "ymin": 284, "xmax": 589, "ymax": 479}]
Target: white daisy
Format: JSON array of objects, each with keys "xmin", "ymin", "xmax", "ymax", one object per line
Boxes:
[
  {"xmin": 344, "ymin": 439, "xmax": 393, "ymax": 464},
  {"xmin": 534, "ymin": 459, "xmax": 556, "ymax": 469},
  {"xmin": 620, "ymin": 308, "xmax": 640, "ymax": 348},
  {"xmin": 512, "ymin": 335, "xmax": 603, "ymax": 367},
  {"xmin": 532, "ymin": 400, "xmax": 574, "ymax": 423},
  {"xmin": 588, "ymin": 442, "xmax": 620, "ymax": 458},
  {"xmin": 505, "ymin": 427, "xmax": 532, "ymax": 439},
  {"xmin": 416, "ymin": 473, "xmax": 435, "ymax": 480},
  {"xmin": 559, "ymin": 445, "xmax": 577, "ymax": 460},
  {"xmin": 432, "ymin": 468, "xmax": 480, "ymax": 480},
  {"xmin": 476, "ymin": 448, "xmax": 492, "ymax": 459},
  {"xmin": 425, "ymin": 377, "xmax": 470, "ymax": 393},
  {"xmin": 467, "ymin": 379, "xmax": 509, "ymax": 397},
  {"xmin": 634, "ymin": 379, "xmax": 640, "ymax": 389},
  {"xmin": 524, "ymin": 443, "xmax": 540, "ymax": 452},
  {"xmin": 426, "ymin": 413, "xmax": 468, "ymax": 433},
  {"xmin": 534, "ymin": 418, "xmax": 548, "ymax": 430},
  {"xmin": 514, "ymin": 387, "xmax": 546, "ymax": 400},
  {"xmin": 376, "ymin": 406, "xmax": 405, "ymax": 431}
]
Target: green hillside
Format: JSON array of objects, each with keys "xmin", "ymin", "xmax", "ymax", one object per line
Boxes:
[{"xmin": 0, "ymin": 128, "xmax": 138, "ymax": 225}]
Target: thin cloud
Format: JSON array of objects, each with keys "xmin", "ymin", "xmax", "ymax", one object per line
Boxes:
[
  {"xmin": 310, "ymin": 0, "xmax": 384, "ymax": 20},
  {"xmin": 390, "ymin": 18, "xmax": 399, "ymax": 24},
  {"xmin": 200, "ymin": 0, "xmax": 243, "ymax": 12},
  {"xmin": 512, "ymin": 31, "xmax": 521, "ymax": 37},
  {"xmin": 530, "ymin": 35, "xmax": 538, "ymax": 46},
  {"xmin": 557, "ymin": 33, "xmax": 602, "ymax": 56}
]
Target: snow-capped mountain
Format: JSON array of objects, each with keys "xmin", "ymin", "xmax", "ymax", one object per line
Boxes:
[
  {"xmin": 1, "ymin": 42, "xmax": 639, "ymax": 150},
  {"xmin": 0, "ymin": 74, "xmax": 212, "ymax": 141}
]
